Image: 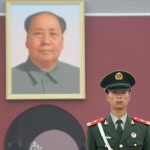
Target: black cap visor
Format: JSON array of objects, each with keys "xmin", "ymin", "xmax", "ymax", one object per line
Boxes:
[{"xmin": 105, "ymin": 83, "xmax": 131, "ymax": 91}]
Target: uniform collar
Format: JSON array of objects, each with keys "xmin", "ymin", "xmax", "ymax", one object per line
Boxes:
[{"xmin": 110, "ymin": 113, "xmax": 127, "ymax": 125}]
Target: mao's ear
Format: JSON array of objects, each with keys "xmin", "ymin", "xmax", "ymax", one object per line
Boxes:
[
  {"xmin": 61, "ymin": 37, "xmax": 64, "ymax": 50},
  {"xmin": 25, "ymin": 36, "xmax": 29, "ymax": 48}
]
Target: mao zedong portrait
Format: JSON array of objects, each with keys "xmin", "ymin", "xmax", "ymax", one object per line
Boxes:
[{"xmin": 12, "ymin": 11, "xmax": 80, "ymax": 94}]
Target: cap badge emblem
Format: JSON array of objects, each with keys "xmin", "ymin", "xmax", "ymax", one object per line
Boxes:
[{"xmin": 115, "ymin": 72, "xmax": 123, "ymax": 80}]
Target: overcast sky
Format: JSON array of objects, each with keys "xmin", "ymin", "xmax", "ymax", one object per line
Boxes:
[{"xmin": 1, "ymin": 0, "xmax": 150, "ymax": 15}]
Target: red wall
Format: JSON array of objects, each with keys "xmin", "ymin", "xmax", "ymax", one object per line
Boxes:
[{"xmin": 1, "ymin": 16, "xmax": 150, "ymax": 149}]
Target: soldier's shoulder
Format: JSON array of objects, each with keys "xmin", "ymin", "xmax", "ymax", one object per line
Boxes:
[
  {"xmin": 132, "ymin": 116, "xmax": 150, "ymax": 126},
  {"xmin": 87, "ymin": 117, "xmax": 105, "ymax": 127}
]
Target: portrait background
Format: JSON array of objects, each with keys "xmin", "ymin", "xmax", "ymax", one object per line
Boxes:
[{"xmin": 10, "ymin": 4, "xmax": 80, "ymax": 67}]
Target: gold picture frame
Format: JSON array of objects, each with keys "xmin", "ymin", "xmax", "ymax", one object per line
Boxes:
[{"xmin": 6, "ymin": 0, "xmax": 85, "ymax": 100}]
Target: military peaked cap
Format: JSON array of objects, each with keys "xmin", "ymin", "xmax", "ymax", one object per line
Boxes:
[{"xmin": 100, "ymin": 70, "xmax": 135, "ymax": 90}]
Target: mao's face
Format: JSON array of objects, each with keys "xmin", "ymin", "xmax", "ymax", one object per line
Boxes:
[{"xmin": 26, "ymin": 13, "xmax": 64, "ymax": 68}]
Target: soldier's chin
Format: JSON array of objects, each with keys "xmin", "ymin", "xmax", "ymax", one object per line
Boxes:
[{"xmin": 115, "ymin": 106, "xmax": 124, "ymax": 110}]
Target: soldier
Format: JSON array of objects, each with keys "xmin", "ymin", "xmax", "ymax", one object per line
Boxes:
[{"xmin": 87, "ymin": 70, "xmax": 150, "ymax": 150}]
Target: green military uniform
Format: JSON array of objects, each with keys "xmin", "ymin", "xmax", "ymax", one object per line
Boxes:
[
  {"xmin": 87, "ymin": 115, "xmax": 150, "ymax": 150},
  {"xmin": 87, "ymin": 70, "xmax": 150, "ymax": 150}
]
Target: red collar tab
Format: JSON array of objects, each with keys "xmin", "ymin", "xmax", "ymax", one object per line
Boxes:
[{"xmin": 87, "ymin": 117, "xmax": 105, "ymax": 127}]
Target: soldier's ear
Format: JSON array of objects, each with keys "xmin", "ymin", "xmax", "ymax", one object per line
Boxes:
[
  {"xmin": 105, "ymin": 89, "xmax": 109, "ymax": 93},
  {"xmin": 105, "ymin": 92, "xmax": 110, "ymax": 103}
]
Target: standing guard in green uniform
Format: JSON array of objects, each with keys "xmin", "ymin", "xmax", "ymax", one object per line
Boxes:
[{"xmin": 87, "ymin": 70, "xmax": 150, "ymax": 150}]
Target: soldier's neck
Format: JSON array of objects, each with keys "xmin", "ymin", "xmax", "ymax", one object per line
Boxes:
[{"xmin": 111, "ymin": 109, "xmax": 127, "ymax": 118}]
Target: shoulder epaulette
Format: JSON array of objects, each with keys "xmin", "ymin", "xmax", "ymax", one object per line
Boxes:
[
  {"xmin": 87, "ymin": 117, "xmax": 105, "ymax": 127},
  {"xmin": 133, "ymin": 116, "xmax": 150, "ymax": 125}
]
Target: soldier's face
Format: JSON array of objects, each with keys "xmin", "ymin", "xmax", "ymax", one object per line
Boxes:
[
  {"xmin": 106, "ymin": 90, "xmax": 130, "ymax": 111},
  {"xmin": 26, "ymin": 13, "xmax": 64, "ymax": 68}
]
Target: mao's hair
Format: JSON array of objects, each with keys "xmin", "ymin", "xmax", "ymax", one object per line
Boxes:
[{"xmin": 24, "ymin": 11, "xmax": 67, "ymax": 33}]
